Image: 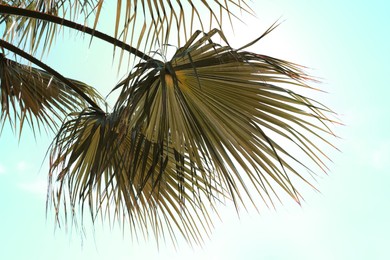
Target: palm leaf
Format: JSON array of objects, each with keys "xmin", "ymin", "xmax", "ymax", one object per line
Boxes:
[
  {"xmin": 113, "ymin": 28, "xmax": 337, "ymax": 209},
  {"xmin": 1, "ymin": 0, "xmax": 97, "ymax": 55},
  {"xmin": 0, "ymin": 4, "xmax": 154, "ymax": 61},
  {"xmin": 1, "ymin": 1, "xmax": 251, "ymax": 62},
  {"xmin": 49, "ymin": 108, "xmax": 220, "ymax": 246},
  {"xmin": 0, "ymin": 53, "xmax": 103, "ymax": 135},
  {"xmin": 48, "ymin": 27, "xmax": 337, "ymax": 245},
  {"xmin": 93, "ymin": 0, "xmax": 252, "ymax": 54}
]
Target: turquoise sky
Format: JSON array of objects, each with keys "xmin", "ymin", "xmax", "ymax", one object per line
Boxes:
[{"xmin": 1, "ymin": 0, "xmax": 390, "ymax": 259}]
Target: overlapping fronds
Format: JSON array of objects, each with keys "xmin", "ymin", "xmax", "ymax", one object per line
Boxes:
[
  {"xmin": 1, "ymin": 0, "xmax": 97, "ymax": 54},
  {"xmin": 0, "ymin": 53, "xmax": 103, "ymax": 135},
  {"xmin": 49, "ymin": 108, "xmax": 219, "ymax": 246},
  {"xmin": 48, "ymin": 27, "xmax": 336, "ymax": 245},
  {"xmin": 113, "ymin": 28, "xmax": 336, "ymax": 209},
  {"xmin": 93, "ymin": 0, "xmax": 252, "ymax": 53}
]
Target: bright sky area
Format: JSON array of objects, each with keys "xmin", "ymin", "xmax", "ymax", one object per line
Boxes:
[{"xmin": 1, "ymin": 0, "xmax": 389, "ymax": 259}]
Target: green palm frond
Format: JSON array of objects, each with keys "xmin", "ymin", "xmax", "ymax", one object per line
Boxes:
[
  {"xmin": 0, "ymin": 53, "xmax": 103, "ymax": 135},
  {"xmin": 49, "ymin": 108, "xmax": 219, "ymax": 246},
  {"xmin": 94, "ymin": 0, "xmax": 252, "ymax": 53},
  {"xmin": 1, "ymin": 0, "xmax": 97, "ymax": 54}
]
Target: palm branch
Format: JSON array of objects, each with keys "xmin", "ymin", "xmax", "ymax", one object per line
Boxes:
[
  {"xmin": 47, "ymin": 26, "xmax": 337, "ymax": 244},
  {"xmin": 1, "ymin": 0, "xmax": 97, "ymax": 55},
  {"xmin": 1, "ymin": 1, "xmax": 251, "ymax": 60},
  {"xmin": 0, "ymin": 4, "xmax": 154, "ymax": 61},
  {"xmin": 49, "ymin": 107, "xmax": 220, "ymax": 246},
  {"xmin": 0, "ymin": 47, "xmax": 104, "ymax": 135},
  {"xmin": 93, "ymin": 0, "xmax": 252, "ymax": 53}
]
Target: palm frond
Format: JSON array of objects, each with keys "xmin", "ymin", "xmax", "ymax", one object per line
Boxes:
[
  {"xmin": 49, "ymin": 108, "xmax": 219, "ymax": 246},
  {"xmin": 48, "ymin": 27, "xmax": 337, "ymax": 245},
  {"xmin": 0, "ymin": 1, "xmax": 251, "ymax": 60},
  {"xmin": 0, "ymin": 4, "xmax": 154, "ymax": 61},
  {"xmin": 0, "ymin": 53, "xmax": 103, "ymax": 135},
  {"xmin": 114, "ymin": 28, "xmax": 337, "ymax": 209},
  {"xmin": 1, "ymin": 0, "xmax": 97, "ymax": 55},
  {"xmin": 94, "ymin": 0, "xmax": 252, "ymax": 54}
]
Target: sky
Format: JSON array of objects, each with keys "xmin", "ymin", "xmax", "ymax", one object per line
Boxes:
[{"xmin": 1, "ymin": 0, "xmax": 390, "ymax": 259}]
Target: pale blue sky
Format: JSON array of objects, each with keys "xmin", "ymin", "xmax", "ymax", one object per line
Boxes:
[{"xmin": 1, "ymin": 0, "xmax": 390, "ymax": 259}]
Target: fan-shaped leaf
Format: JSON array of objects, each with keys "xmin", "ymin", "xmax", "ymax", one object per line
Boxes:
[
  {"xmin": 49, "ymin": 108, "xmax": 220, "ymax": 246},
  {"xmin": 114, "ymin": 28, "xmax": 337, "ymax": 210},
  {"xmin": 48, "ymin": 27, "xmax": 337, "ymax": 245}
]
